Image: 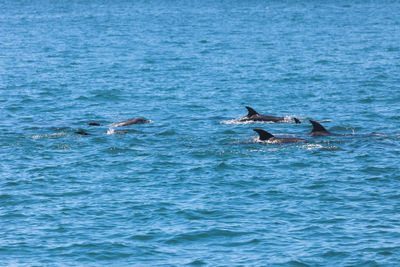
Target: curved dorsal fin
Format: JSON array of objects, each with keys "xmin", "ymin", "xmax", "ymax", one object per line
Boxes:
[
  {"xmin": 310, "ymin": 120, "xmax": 329, "ymax": 133},
  {"xmin": 253, "ymin": 128, "xmax": 274, "ymax": 140},
  {"xmin": 246, "ymin": 106, "xmax": 259, "ymax": 117}
]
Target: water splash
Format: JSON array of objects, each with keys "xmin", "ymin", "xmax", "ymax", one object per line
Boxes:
[
  {"xmin": 221, "ymin": 116, "xmax": 299, "ymax": 125},
  {"xmin": 31, "ymin": 132, "xmax": 67, "ymax": 139},
  {"xmin": 301, "ymin": 144, "xmax": 324, "ymax": 150},
  {"xmin": 106, "ymin": 128, "xmax": 115, "ymax": 135}
]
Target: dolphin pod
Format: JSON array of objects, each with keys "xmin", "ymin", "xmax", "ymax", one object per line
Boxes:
[{"xmin": 74, "ymin": 107, "xmax": 351, "ymax": 145}]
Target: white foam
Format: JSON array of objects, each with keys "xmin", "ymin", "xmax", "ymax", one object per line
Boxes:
[
  {"xmin": 301, "ymin": 144, "xmax": 324, "ymax": 150},
  {"xmin": 372, "ymin": 133, "xmax": 388, "ymax": 137},
  {"xmin": 31, "ymin": 132, "xmax": 67, "ymax": 139},
  {"xmin": 55, "ymin": 144, "xmax": 71, "ymax": 150},
  {"xmin": 221, "ymin": 119, "xmax": 277, "ymax": 125},
  {"xmin": 251, "ymin": 138, "xmax": 283, "ymax": 144},
  {"xmin": 106, "ymin": 128, "xmax": 115, "ymax": 135},
  {"xmin": 221, "ymin": 116, "xmax": 300, "ymax": 125}
]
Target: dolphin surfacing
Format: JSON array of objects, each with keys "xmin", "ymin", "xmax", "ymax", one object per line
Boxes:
[
  {"xmin": 240, "ymin": 106, "xmax": 301, "ymax": 124},
  {"xmin": 307, "ymin": 120, "xmax": 342, "ymax": 137},
  {"xmin": 75, "ymin": 129, "xmax": 127, "ymax": 135},
  {"xmin": 88, "ymin": 118, "xmax": 150, "ymax": 127},
  {"xmin": 75, "ymin": 130, "xmax": 92, "ymax": 135},
  {"xmin": 109, "ymin": 118, "xmax": 149, "ymax": 127},
  {"xmin": 253, "ymin": 128, "xmax": 307, "ymax": 143}
]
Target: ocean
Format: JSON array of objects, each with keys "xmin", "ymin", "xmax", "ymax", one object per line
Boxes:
[{"xmin": 1, "ymin": 0, "xmax": 400, "ymax": 265}]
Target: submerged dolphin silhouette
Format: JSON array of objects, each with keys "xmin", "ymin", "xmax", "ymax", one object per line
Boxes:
[
  {"xmin": 307, "ymin": 120, "xmax": 343, "ymax": 136},
  {"xmin": 253, "ymin": 128, "xmax": 307, "ymax": 143},
  {"xmin": 88, "ymin": 118, "xmax": 150, "ymax": 127},
  {"xmin": 75, "ymin": 130, "xmax": 127, "ymax": 136},
  {"xmin": 109, "ymin": 118, "xmax": 149, "ymax": 127},
  {"xmin": 240, "ymin": 106, "xmax": 301, "ymax": 123}
]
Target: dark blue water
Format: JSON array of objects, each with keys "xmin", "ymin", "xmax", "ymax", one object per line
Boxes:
[{"xmin": 1, "ymin": 0, "xmax": 400, "ymax": 265}]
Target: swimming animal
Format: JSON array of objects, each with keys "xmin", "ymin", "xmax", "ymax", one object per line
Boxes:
[
  {"xmin": 88, "ymin": 118, "xmax": 149, "ymax": 127},
  {"xmin": 109, "ymin": 118, "xmax": 149, "ymax": 127},
  {"xmin": 240, "ymin": 106, "xmax": 301, "ymax": 123},
  {"xmin": 75, "ymin": 130, "xmax": 127, "ymax": 136},
  {"xmin": 307, "ymin": 120, "xmax": 342, "ymax": 136},
  {"xmin": 253, "ymin": 128, "xmax": 307, "ymax": 143},
  {"xmin": 75, "ymin": 130, "xmax": 92, "ymax": 135}
]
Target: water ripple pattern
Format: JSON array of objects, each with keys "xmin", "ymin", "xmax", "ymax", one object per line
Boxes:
[{"xmin": 1, "ymin": 0, "xmax": 400, "ymax": 265}]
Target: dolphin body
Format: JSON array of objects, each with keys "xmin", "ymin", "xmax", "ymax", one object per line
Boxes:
[
  {"xmin": 240, "ymin": 106, "xmax": 301, "ymax": 123},
  {"xmin": 109, "ymin": 118, "xmax": 149, "ymax": 127},
  {"xmin": 307, "ymin": 120, "xmax": 343, "ymax": 137},
  {"xmin": 75, "ymin": 130, "xmax": 127, "ymax": 136},
  {"xmin": 88, "ymin": 118, "xmax": 149, "ymax": 127},
  {"xmin": 253, "ymin": 128, "xmax": 307, "ymax": 143}
]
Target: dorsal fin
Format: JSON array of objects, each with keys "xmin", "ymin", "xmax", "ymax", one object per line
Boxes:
[
  {"xmin": 310, "ymin": 120, "xmax": 329, "ymax": 133},
  {"xmin": 253, "ymin": 128, "xmax": 274, "ymax": 140},
  {"xmin": 246, "ymin": 106, "xmax": 259, "ymax": 117}
]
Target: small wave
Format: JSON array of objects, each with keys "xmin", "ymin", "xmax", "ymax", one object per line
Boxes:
[
  {"xmin": 165, "ymin": 228, "xmax": 249, "ymax": 244},
  {"xmin": 320, "ymin": 146, "xmax": 341, "ymax": 151},
  {"xmin": 155, "ymin": 129, "xmax": 176, "ymax": 136},
  {"xmin": 219, "ymin": 238, "xmax": 261, "ymax": 247},
  {"xmin": 54, "ymin": 144, "xmax": 71, "ymax": 150},
  {"xmin": 188, "ymin": 259, "xmax": 206, "ymax": 266},
  {"xmin": 214, "ymin": 162, "xmax": 230, "ymax": 170},
  {"xmin": 370, "ymin": 133, "xmax": 388, "ymax": 137}
]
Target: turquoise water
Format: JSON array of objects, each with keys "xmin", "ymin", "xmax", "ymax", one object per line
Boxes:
[{"xmin": 1, "ymin": 0, "xmax": 400, "ymax": 265}]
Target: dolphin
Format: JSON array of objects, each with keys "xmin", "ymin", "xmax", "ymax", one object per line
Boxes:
[
  {"xmin": 253, "ymin": 128, "xmax": 307, "ymax": 143},
  {"xmin": 307, "ymin": 120, "xmax": 342, "ymax": 136},
  {"xmin": 109, "ymin": 118, "xmax": 149, "ymax": 127},
  {"xmin": 75, "ymin": 130, "xmax": 128, "ymax": 136},
  {"xmin": 75, "ymin": 130, "xmax": 92, "ymax": 135},
  {"xmin": 88, "ymin": 118, "xmax": 150, "ymax": 127},
  {"xmin": 240, "ymin": 106, "xmax": 301, "ymax": 123}
]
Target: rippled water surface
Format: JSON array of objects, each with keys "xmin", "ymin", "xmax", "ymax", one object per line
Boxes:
[{"xmin": 1, "ymin": 0, "xmax": 400, "ymax": 266}]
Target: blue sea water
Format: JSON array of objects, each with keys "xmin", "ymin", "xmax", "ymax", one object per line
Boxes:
[{"xmin": 1, "ymin": 0, "xmax": 400, "ymax": 265}]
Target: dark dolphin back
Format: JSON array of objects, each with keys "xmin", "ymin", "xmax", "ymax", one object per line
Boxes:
[
  {"xmin": 310, "ymin": 120, "xmax": 329, "ymax": 133},
  {"xmin": 76, "ymin": 130, "xmax": 92, "ymax": 135},
  {"xmin": 253, "ymin": 128, "xmax": 274, "ymax": 141},
  {"xmin": 88, "ymin": 122, "xmax": 102, "ymax": 126}
]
